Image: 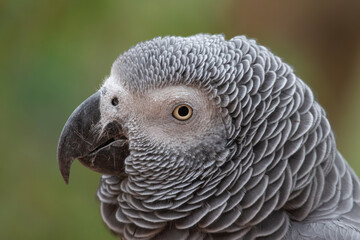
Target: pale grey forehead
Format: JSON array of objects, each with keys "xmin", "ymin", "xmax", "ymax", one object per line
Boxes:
[{"xmin": 110, "ymin": 34, "xmax": 259, "ymax": 94}]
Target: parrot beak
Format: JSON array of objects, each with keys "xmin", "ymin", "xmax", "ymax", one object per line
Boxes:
[{"xmin": 57, "ymin": 91, "xmax": 129, "ymax": 184}]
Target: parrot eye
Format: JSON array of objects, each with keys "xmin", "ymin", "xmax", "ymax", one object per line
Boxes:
[
  {"xmin": 173, "ymin": 104, "xmax": 192, "ymax": 121},
  {"xmin": 111, "ymin": 97, "xmax": 119, "ymax": 106}
]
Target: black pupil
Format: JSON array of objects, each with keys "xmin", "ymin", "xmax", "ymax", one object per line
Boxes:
[
  {"xmin": 178, "ymin": 106, "xmax": 189, "ymax": 117},
  {"xmin": 111, "ymin": 97, "xmax": 119, "ymax": 106}
]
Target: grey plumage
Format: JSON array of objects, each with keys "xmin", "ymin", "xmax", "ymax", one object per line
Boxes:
[{"xmin": 58, "ymin": 34, "xmax": 360, "ymax": 239}]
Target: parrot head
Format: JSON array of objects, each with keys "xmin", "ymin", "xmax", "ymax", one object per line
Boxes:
[{"xmin": 58, "ymin": 35, "xmax": 232, "ymax": 192}]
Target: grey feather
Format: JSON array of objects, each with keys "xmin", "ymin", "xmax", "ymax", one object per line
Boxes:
[{"xmin": 88, "ymin": 34, "xmax": 360, "ymax": 239}]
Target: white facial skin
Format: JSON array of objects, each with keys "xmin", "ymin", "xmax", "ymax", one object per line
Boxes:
[{"xmin": 100, "ymin": 76, "xmax": 226, "ymax": 151}]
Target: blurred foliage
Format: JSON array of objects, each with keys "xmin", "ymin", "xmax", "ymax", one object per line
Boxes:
[{"xmin": 0, "ymin": 0, "xmax": 359, "ymax": 239}]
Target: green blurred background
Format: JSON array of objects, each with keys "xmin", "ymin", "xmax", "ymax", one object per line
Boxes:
[{"xmin": 0, "ymin": 0, "xmax": 359, "ymax": 239}]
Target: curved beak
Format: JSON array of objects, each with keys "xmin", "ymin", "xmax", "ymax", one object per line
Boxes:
[{"xmin": 57, "ymin": 91, "xmax": 129, "ymax": 184}]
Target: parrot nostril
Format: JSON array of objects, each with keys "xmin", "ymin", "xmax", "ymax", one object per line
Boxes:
[{"xmin": 111, "ymin": 97, "xmax": 119, "ymax": 106}]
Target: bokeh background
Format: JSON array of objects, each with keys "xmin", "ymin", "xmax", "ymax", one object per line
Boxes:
[{"xmin": 1, "ymin": 0, "xmax": 359, "ymax": 239}]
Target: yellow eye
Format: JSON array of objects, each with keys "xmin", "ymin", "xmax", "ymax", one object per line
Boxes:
[{"xmin": 173, "ymin": 104, "xmax": 193, "ymax": 121}]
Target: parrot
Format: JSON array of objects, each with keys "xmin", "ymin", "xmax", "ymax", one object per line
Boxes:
[{"xmin": 57, "ymin": 34, "xmax": 360, "ymax": 239}]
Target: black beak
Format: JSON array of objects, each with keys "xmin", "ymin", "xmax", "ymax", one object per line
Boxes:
[{"xmin": 57, "ymin": 91, "xmax": 129, "ymax": 184}]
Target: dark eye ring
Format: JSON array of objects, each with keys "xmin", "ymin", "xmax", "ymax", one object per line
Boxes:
[
  {"xmin": 111, "ymin": 97, "xmax": 119, "ymax": 106},
  {"xmin": 173, "ymin": 104, "xmax": 192, "ymax": 121}
]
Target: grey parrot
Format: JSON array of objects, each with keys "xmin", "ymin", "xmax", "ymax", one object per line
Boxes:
[{"xmin": 57, "ymin": 34, "xmax": 360, "ymax": 239}]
